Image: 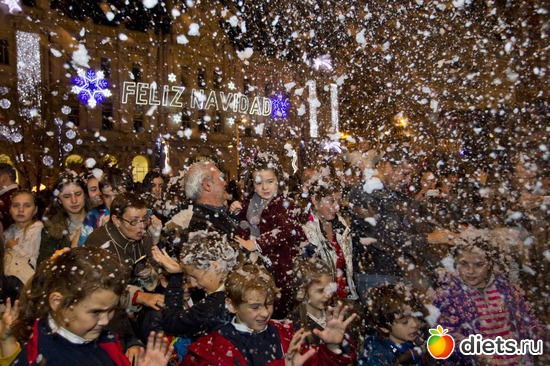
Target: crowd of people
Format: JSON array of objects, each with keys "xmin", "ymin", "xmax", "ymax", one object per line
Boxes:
[{"xmin": 0, "ymin": 142, "xmax": 547, "ymax": 365}]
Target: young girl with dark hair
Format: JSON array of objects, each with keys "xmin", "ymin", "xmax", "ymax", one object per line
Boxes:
[
  {"xmin": 38, "ymin": 171, "xmax": 90, "ymax": 265},
  {"xmin": 12, "ymin": 246, "xmax": 172, "ymax": 365},
  {"xmin": 230, "ymin": 155, "xmax": 308, "ymax": 318}
]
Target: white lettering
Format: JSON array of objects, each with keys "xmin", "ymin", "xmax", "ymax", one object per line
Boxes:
[
  {"xmin": 149, "ymin": 82, "xmax": 161, "ymax": 106},
  {"xmin": 262, "ymin": 97, "xmax": 272, "ymax": 116},
  {"xmin": 136, "ymin": 82, "xmax": 149, "ymax": 105},
  {"xmin": 238, "ymin": 94, "xmax": 249, "ymax": 114},
  {"xmin": 121, "ymin": 82, "xmax": 136, "ymax": 104},
  {"xmin": 170, "ymin": 86, "xmax": 185, "ymax": 107},
  {"xmin": 191, "ymin": 89, "xmax": 206, "ymax": 109},
  {"xmin": 219, "ymin": 92, "xmax": 235, "ymax": 111},
  {"xmin": 205, "ymin": 90, "xmax": 219, "ymax": 110},
  {"xmin": 249, "ymin": 97, "xmax": 261, "ymax": 115},
  {"xmin": 459, "ymin": 335, "xmax": 543, "ymax": 356}
]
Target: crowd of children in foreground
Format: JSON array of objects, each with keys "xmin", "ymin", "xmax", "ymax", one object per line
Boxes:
[{"xmin": 0, "ymin": 145, "xmax": 548, "ymax": 366}]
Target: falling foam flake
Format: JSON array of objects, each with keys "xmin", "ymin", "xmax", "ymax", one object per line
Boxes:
[{"xmin": 188, "ymin": 23, "xmax": 200, "ymax": 36}]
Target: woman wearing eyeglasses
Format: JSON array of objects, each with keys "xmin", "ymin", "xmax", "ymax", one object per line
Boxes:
[{"xmin": 84, "ymin": 191, "xmax": 164, "ymax": 363}]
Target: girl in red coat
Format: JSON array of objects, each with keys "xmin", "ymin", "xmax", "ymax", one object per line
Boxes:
[
  {"xmin": 183, "ymin": 264, "xmax": 357, "ymax": 366},
  {"xmin": 230, "ymin": 155, "xmax": 309, "ymax": 318}
]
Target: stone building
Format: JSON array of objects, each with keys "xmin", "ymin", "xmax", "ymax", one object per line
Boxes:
[{"xmin": 0, "ymin": 0, "xmax": 340, "ymax": 188}]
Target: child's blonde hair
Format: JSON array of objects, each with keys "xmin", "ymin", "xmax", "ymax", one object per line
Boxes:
[
  {"xmin": 292, "ymin": 258, "xmax": 335, "ymax": 302},
  {"xmin": 225, "ymin": 264, "xmax": 278, "ymax": 307},
  {"xmin": 10, "ymin": 190, "xmax": 39, "ymax": 234}
]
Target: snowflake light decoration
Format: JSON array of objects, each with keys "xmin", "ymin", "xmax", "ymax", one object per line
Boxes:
[
  {"xmin": 321, "ymin": 140, "xmax": 343, "ymax": 154},
  {"xmin": 71, "ymin": 68, "xmax": 111, "ymax": 108},
  {"xmin": 271, "ymin": 93, "xmax": 290, "ymax": 119},
  {"xmin": 1, "ymin": 0, "xmax": 22, "ymax": 13},
  {"xmin": 226, "ymin": 117, "xmax": 236, "ymax": 126},
  {"xmin": 168, "ymin": 73, "xmax": 177, "ymax": 83},
  {"xmin": 312, "ymin": 54, "xmax": 333, "ymax": 71},
  {"xmin": 227, "ymin": 81, "xmax": 236, "ymax": 90},
  {"xmin": 172, "ymin": 113, "xmax": 182, "ymax": 123}
]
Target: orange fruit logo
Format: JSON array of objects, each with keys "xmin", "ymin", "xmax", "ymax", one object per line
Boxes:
[{"xmin": 427, "ymin": 325, "xmax": 455, "ymax": 359}]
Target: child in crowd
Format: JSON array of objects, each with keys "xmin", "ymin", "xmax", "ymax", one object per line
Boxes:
[
  {"xmin": 148, "ymin": 230, "xmax": 237, "ymax": 340},
  {"xmin": 358, "ymin": 284, "xmax": 428, "ymax": 366},
  {"xmin": 11, "ymin": 246, "xmax": 172, "ymax": 365},
  {"xmin": 289, "ymin": 258, "xmax": 357, "ymax": 352},
  {"xmin": 183, "ymin": 264, "xmax": 357, "ymax": 365},
  {"xmin": 3, "ymin": 191, "xmax": 42, "ymax": 271},
  {"xmin": 231, "ymin": 155, "xmax": 308, "ymax": 318},
  {"xmin": 81, "ymin": 167, "xmax": 135, "ymax": 243},
  {"xmin": 433, "ymin": 236, "xmax": 545, "ymax": 365},
  {"xmin": 0, "ymin": 299, "xmax": 19, "ymax": 366},
  {"xmin": 38, "ymin": 171, "xmax": 90, "ymax": 265}
]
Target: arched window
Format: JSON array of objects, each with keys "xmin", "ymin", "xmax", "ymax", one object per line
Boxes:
[
  {"xmin": 65, "ymin": 154, "xmax": 84, "ymax": 171},
  {"xmin": 101, "ymin": 155, "xmax": 118, "ymax": 168},
  {"xmin": 132, "ymin": 155, "xmax": 149, "ymax": 183}
]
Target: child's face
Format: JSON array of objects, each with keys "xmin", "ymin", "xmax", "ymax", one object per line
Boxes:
[
  {"xmin": 58, "ymin": 183, "xmax": 86, "ymax": 216},
  {"xmin": 306, "ymin": 275, "xmax": 334, "ymax": 313},
  {"xmin": 456, "ymin": 249, "xmax": 490, "ymax": 289},
  {"xmin": 313, "ymin": 193, "xmax": 341, "ymax": 221},
  {"xmin": 253, "ymin": 169, "xmax": 278, "ymax": 200},
  {"xmin": 10, "ymin": 193, "xmax": 37, "ymax": 225},
  {"xmin": 54, "ymin": 288, "xmax": 119, "ymax": 341},
  {"xmin": 389, "ymin": 316, "xmax": 420, "ymax": 345},
  {"xmin": 229, "ymin": 289, "xmax": 274, "ymax": 332},
  {"xmin": 183, "ymin": 263, "xmax": 223, "ymax": 295}
]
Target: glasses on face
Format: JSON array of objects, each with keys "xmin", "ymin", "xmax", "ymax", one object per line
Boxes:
[{"xmin": 118, "ymin": 216, "xmax": 152, "ymax": 227}]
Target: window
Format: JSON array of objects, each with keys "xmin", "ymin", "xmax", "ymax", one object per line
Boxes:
[
  {"xmin": 132, "ymin": 62, "xmax": 142, "ymax": 82},
  {"xmin": 180, "ymin": 66, "xmax": 190, "ymax": 87},
  {"xmin": 181, "ymin": 110, "xmax": 191, "ymax": 129},
  {"xmin": 101, "ymin": 57, "xmax": 111, "ymax": 79},
  {"xmin": 132, "ymin": 156, "xmax": 149, "ymax": 183},
  {"xmin": 133, "ymin": 116, "xmax": 144, "ymax": 133},
  {"xmin": 67, "ymin": 98, "xmax": 80, "ymax": 127},
  {"xmin": 214, "ymin": 68, "xmax": 222, "ymax": 90},
  {"xmin": 243, "ymin": 76, "xmax": 250, "ymax": 95},
  {"xmin": 197, "ymin": 67, "xmax": 206, "ymax": 88},
  {"xmin": 197, "ymin": 110, "xmax": 207, "ymax": 132},
  {"xmin": 213, "ymin": 111, "xmax": 222, "ymax": 133},
  {"xmin": 0, "ymin": 40, "xmax": 8, "ymax": 65},
  {"xmin": 102, "ymin": 102, "xmax": 114, "ymax": 130}
]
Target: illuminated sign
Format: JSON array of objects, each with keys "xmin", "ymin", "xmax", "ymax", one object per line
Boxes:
[{"xmin": 121, "ymin": 82, "xmax": 272, "ymax": 117}]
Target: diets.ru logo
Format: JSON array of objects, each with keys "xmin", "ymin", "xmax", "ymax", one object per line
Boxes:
[{"xmin": 427, "ymin": 325, "xmax": 455, "ymax": 359}]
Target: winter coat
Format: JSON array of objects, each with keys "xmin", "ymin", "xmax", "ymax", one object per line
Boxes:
[
  {"xmin": 302, "ymin": 213, "xmax": 358, "ymax": 300},
  {"xmin": 84, "ymin": 221, "xmax": 156, "ymax": 351},
  {"xmin": 168, "ymin": 203, "xmax": 238, "ymax": 239},
  {"xmin": 3, "ymin": 221, "xmax": 42, "ymax": 268},
  {"xmin": 349, "ymin": 186, "xmax": 430, "ymax": 275},
  {"xmin": 37, "ymin": 218, "xmax": 72, "ymax": 266},
  {"xmin": 358, "ymin": 333, "xmax": 424, "ymax": 366},
  {"xmin": 150, "ymin": 274, "xmax": 231, "ymax": 339},
  {"xmin": 13, "ymin": 319, "xmax": 130, "ymax": 366},
  {"xmin": 183, "ymin": 320, "xmax": 354, "ymax": 366},
  {"xmin": 236, "ymin": 195, "xmax": 307, "ymax": 318}
]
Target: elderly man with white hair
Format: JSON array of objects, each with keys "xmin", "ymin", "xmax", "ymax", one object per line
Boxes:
[{"xmin": 168, "ymin": 160, "xmax": 238, "ymax": 239}]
